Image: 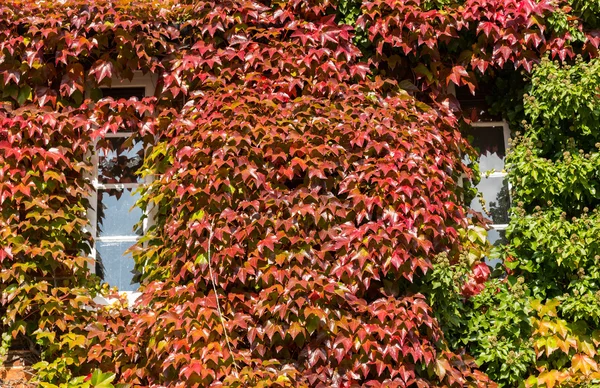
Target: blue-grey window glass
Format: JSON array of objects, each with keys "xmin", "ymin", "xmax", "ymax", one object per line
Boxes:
[{"xmin": 95, "ymin": 241, "xmax": 139, "ymax": 291}]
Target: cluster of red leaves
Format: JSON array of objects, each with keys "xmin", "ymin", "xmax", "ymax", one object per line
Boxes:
[
  {"xmin": 460, "ymin": 263, "xmax": 490, "ymax": 297},
  {"xmin": 0, "ymin": 104, "xmax": 95, "ymax": 364},
  {"xmin": 359, "ymin": 0, "xmax": 599, "ymax": 93},
  {"xmin": 0, "ymin": 0, "xmax": 591, "ymax": 386},
  {"xmin": 85, "ymin": 81, "xmax": 493, "ymax": 387},
  {"xmin": 0, "ymin": 95, "xmax": 159, "ymax": 373},
  {"xmin": 0, "ymin": 1, "xmax": 493, "ymax": 385},
  {"xmin": 76, "ymin": 0, "xmax": 491, "ymax": 384}
]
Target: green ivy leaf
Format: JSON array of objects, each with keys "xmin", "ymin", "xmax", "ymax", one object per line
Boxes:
[
  {"xmin": 90, "ymin": 370, "xmax": 115, "ymax": 388},
  {"xmin": 17, "ymin": 85, "xmax": 31, "ymax": 105}
]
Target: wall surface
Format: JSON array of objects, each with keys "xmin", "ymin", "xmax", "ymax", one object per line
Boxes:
[{"xmin": 0, "ymin": 353, "xmax": 33, "ymax": 387}]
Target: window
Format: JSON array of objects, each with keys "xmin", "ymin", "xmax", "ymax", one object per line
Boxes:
[
  {"xmin": 86, "ymin": 73, "xmax": 156, "ymax": 294},
  {"xmin": 467, "ymin": 121, "xmax": 511, "ymax": 248},
  {"xmin": 454, "ymin": 84, "xmax": 511, "ymax": 259}
]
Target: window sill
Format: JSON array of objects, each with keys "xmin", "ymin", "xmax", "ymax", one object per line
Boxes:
[{"xmin": 93, "ymin": 291, "xmax": 141, "ymax": 307}]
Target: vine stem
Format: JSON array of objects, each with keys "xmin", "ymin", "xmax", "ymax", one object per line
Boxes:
[{"xmin": 207, "ymin": 221, "xmax": 240, "ymax": 375}]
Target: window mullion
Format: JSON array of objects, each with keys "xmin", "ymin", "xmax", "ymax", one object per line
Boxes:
[
  {"xmin": 96, "ymin": 183, "xmax": 140, "ymax": 190},
  {"xmin": 96, "ymin": 236, "xmax": 140, "ymax": 242},
  {"xmin": 104, "ymin": 132, "xmax": 134, "ymax": 139},
  {"xmin": 88, "ymin": 135, "xmax": 100, "ymax": 274}
]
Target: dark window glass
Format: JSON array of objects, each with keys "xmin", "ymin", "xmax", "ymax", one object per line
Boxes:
[
  {"xmin": 456, "ymin": 85, "xmax": 503, "ymax": 122},
  {"xmin": 100, "ymin": 87, "xmax": 145, "ymax": 100},
  {"xmin": 466, "ymin": 126, "xmax": 506, "ymax": 171},
  {"xmin": 98, "ymin": 138, "xmax": 143, "ymax": 184}
]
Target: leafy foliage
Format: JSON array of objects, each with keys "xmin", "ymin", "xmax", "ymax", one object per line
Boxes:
[
  {"xmin": 355, "ymin": 0, "xmax": 598, "ymax": 94},
  {"xmin": 40, "ymin": 369, "xmax": 125, "ymax": 388},
  {"xmin": 462, "ymin": 279, "xmax": 536, "ymax": 386},
  {"xmin": 0, "ymin": 0, "xmax": 491, "ymax": 386},
  {"xmin": 91, "ymin": 79, "xmax": 493, "ymax": 386},
  {"xmin": 0, "ymin": 105, "xmax": 98, "ymax": 381},
  {"xmin": 499, "ymin": 56, "xmax": 600, "ymax": 386},
  {"xmin": 1, "ymin": 0, "xmax": 599, "ymax": 386}
]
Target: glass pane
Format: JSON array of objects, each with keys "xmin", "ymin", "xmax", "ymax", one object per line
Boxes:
[
  {"xmin": 456, "ymin": 85, "xmax": 503, "ymax": 122},
  {"xmin": 467, "ymin": 126, "xmax": 506, "ymax": 172},
  {"xmin": 98, "ymin": 137, "xmax": 144, "ymax": 184},
  {"xmin": 486, "ymin": 229, "xmax": 507, "ymax": 268},
  {"xmin": 470, "ymin": 176, "xmax": 510, "ymax": 224},
  {"xmin": 488, "ymin": 228, "xmax": 508, "ymax": 246},
  {"xmin": 96, "ymin": 188, "xmax": 143, "ymax": 237},
  {"xmin": 100, "ymin": 87, "xmax": 145, "ymax": 100},
  {"xmin": 96, "ymin": 240, "xmax": 139, "ymax": 291}
]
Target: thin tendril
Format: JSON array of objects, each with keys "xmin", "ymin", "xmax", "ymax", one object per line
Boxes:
[{"xmin": 207, "ymin": 221, "xmax": 240, "ymax": 374}]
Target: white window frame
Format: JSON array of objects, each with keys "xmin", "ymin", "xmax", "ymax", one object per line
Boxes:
[
  {"xmin": 86, "ymin": 72, "xmax": 157, "ymax": 304},
  {"xmin": 470, "ymin": 120, "xmax": 511, "ymax": 234},
  {"xmin": 448, "ymin": 83, "xmax": 511, "ymax": 243}
]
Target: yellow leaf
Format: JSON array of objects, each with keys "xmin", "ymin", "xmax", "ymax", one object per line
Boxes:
[
  {"xmin": 554, "ymin": 319, "xmax": 569, "ymax": 339},
  {"xmin": 539, "ymin": 299, "xmax": 560, "ymax": 318},
  {"xmin": 275, "ymin": 375, "xmax": 291, "ymax": 384},
  {"xmin": 536, "ymin": 320, "xmax": 554, "ymax": 336},
  {"xmin": 565, "ymin": 336, "xmax": 578, "ymax": 350},
  {"xmin": 60, "ymin": 333, "xmax": 87, "ymax": 349},
  {"xmin": 578, "ymin": 340, "xmax": 597, "ymax": 358},
  {"xmin": 556, "ymin": 338, "xmax": 571, "ymax": 354},
  {"xmin": 534, "ymin": 337, "xmax": 546, "ymax": 358},
  {"xmin": 531, "ymin": 299, "xmax": 543, "ymax": 313},
  {"xmin": 525, "ymin": 375, "xmax": 538, "ymax": 388},
  {"xmin": 572, "ymin": 353, "xmax": 598, "ymax": 375},
  {"xmin": 546, "ymin": 336, "xmax": 558, "ymax": 357}
]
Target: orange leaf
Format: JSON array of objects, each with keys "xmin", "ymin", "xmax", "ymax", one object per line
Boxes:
[
  {"xmin": 537, "ymin": 370, "xmax": 559, "ymax": 388},
  {"xmin": 572, "ymin": 354, "xmax": 598, "ymax": 375}
]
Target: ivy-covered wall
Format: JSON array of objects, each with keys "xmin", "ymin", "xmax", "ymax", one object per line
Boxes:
[{"xmin": 0, "ymin": 0, "xmax": 600, "ymax": 387}]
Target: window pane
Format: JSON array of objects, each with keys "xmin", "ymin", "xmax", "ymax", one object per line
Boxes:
[
  {"xmin": 467, "ymin": 126, "xmax": 506, "ymax": 172},
  {"xmin": 98, "ymin": 137, "xmax": 143, "ymax": 184},
  {"xmin": 470, "ymin": 176, "xmax": 510, "ymax": 224},
  {"xmin": 488, "ymin": 228, "xmax": 508, "ymax": 246},
  {"xmin": 96, "ymin": 188, "xmax": 143, "ymax": 237},
  {"xmin": 456, "ymin": 85, "xmax": 503, "ymax": 122},
  {"xmin": 485, "ymin": 229, "xmax": 507, "ymax": 268},
  {"xmin": 96, "ymin": 240, "xmax": 139, "ymax": 291},
  {"xmin": 100, "ymin": 87, "xmax": 145, "ymax": 100}
]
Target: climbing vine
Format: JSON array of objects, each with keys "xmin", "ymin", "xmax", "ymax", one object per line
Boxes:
[{"xmin": 0, "ymin": 0, "xmax": 599, "ymax": 387}]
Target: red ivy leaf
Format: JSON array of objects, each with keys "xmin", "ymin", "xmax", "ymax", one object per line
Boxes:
[{"xmin": 90, "ymin": 60, "xmax": 115, "ymax": 84}]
